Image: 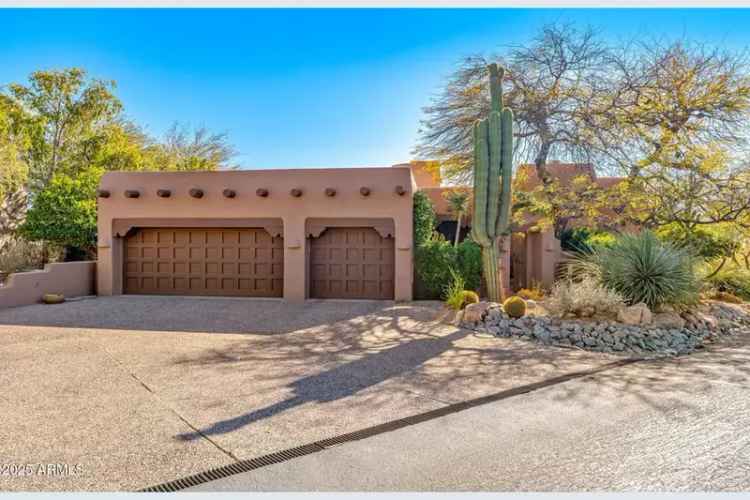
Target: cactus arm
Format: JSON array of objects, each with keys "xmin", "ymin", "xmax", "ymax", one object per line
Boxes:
[
  {"xmin": 496, "ymin": 107, "xmax": 514, "ymax": 236},
  {"xmin": 486, "ymin": 110, "xmax": 503, "ymax": 239},
  {"xmin": 488, "ymin": 63, "xmax": 504, "ymax": 114}
]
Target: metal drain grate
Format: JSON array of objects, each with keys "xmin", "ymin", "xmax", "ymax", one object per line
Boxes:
[
  {"xmin": 140, "ymin": 358, "xmax": 639, "ymax": 492},
  {"xmin": 140, "ymin": 443, "xmax": 325, "ymax": 492}
]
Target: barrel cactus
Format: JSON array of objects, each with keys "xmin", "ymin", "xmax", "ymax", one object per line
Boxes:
[{"xmin": 471, "ymin": 63, "xmax": 514, "ymax": 302}]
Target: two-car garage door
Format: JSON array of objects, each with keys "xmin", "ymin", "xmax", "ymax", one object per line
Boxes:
[
  {"xmin": 124, "ymin": 228, "xmax": 284, "ymax": 296},
  {"xmin": 124, "ymin": 226, "xmax": 395, "ymax": 299}
]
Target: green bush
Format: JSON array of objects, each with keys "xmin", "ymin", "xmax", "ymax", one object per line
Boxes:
[
  {"xmin": 456, "ymin": 239, "xmax": 482, "ymax": 291},
  {"xmin": 19, "ymin": 168, "xmax": 101, "ymax": 254},
  {"xmin": 579, "ymin": 230, "xmax": 699, "ymax": 309},
  {"xmin": 560, "ymin": 227, "xmax": 594, "ymax": 253},
  {"xmin": 560, "ymin": 227, "xmax": 617, "ymax": 253},
  {"xmin": 415, "ymin": 235, "xmax": 456, "ymax": 298},
  {"xmin": 413, "ymin": 190, "xmax": 437, "ymax": 248}
]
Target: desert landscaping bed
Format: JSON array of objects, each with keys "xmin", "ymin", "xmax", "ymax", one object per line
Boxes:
[{"xmin": 460, "ymin": 300, "xmax": 750, "ymax": 357}]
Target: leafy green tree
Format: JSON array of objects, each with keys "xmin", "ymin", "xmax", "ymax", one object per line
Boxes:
[
  {"xmin": 155, "ymin": 123, "xmax": 236, "ymax": 171},
  {"xmin": 0, "ymin": 100, "xmax": 29, "ymax": 235},
  {"xmin": 4, "ymin": 68, "xmax": 122, "ymax": 189},
  {"xmin": 2, "ymin": 68, "xmax": 237, "ymax": 254},
  {"xmin": 444, "ymin": 189, "xmax": 470, "ymax": 247},
  {"xmin": 591, "ymin": 41, "xmax": 750, "ymax": 231},
  {"xmin": 19, "ymin": 167, "xmax": 101, "ymax": 256}
]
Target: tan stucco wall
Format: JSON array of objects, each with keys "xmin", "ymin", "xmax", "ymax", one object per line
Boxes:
[
  {"xmin": 97, "ymin": 167, "xmax": 415, "ymax": 302},
  {"xmin": 0, "ymin": 261, "xmax": 96, "ymax": 309}
]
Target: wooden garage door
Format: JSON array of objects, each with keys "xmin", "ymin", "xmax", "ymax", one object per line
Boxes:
[
  {"xmin": 124, "ymin": 228, "xmax": 283, "ymax": 297},
  {"xmin": 309, "ymin": 227, "xmax": 394, "ymax": 299}
]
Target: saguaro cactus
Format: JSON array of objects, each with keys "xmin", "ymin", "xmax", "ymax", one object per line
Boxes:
[{"xmin": 471, "ymin": 63, "xmax": 514, "ymax": 302}]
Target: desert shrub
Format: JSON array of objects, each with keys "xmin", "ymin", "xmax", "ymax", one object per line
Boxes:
[
  {"xmin": 516, "ymin": 282, "xmax": 544, "ymax": 301},
  {"xmin": 417, "ymin": 235, "xmax": 484, "ymax": 299},
  {"xmin": 456, "ymin": 239, "xmax": 482, "ymax": 291},
  {"xmin": 578, "ymin": 231, "xmax": 700, "ymax": 309},
  {"xmin": 444, "ymin": 271, "xmax": 465, "ymax": 310},
  {"xmin": 503, "ymin": 296, "xmax": 527, "ymax": 318},
  {"xmin": 0, "ymin": 236, "xmax": 56, "ymax": 281},
  {"xmin": 413, "ymin": 190, "xmax": 437, "ymax": 248},
  {"xmin": 709, "ymin": 290, "xmax": 744, "ymax": 304},
  {"xmin": 444, "ymin": 272, "xmax": 480, "ymax": 310},
  {"xmin": 415, "ymin": 235, "xmax": 456, "ymax": 297},
  {"xmin": 546, "ymin": 277, "xmax": 625, "ymax": 319},
  {"xmin": 702, "ymin": 263, "xmax": 750, "ymax": 301}
]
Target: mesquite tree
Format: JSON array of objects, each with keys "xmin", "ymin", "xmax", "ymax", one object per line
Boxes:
[{"xmin": 471, "ymin": 63, "xmax": 513, "ymax": 302}]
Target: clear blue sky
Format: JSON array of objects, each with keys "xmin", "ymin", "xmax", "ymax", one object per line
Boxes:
[{"xmin": 1, "ymin": 8, "xmax": 749, "ymax": 169}]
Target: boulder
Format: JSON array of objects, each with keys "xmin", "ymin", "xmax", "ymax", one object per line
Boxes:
[
  {"xmin": 463, "ymin": 301, "xmax": 492, "ymax": 324},
  {"xmin": 651, "ymin": 311, "xmax": 685, "ymax": 330},
  {"xmin": 695, "ymin": 312, "xmax": 718, "ymax": 329},
  {"xmin": 617, "ymin": 303, "xmax": 652, "ymax": 326}
]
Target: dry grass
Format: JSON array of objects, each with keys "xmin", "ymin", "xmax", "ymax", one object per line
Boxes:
[{"xmin": 0, "ymin": 236, "xmax": 58, "ymax": 284}]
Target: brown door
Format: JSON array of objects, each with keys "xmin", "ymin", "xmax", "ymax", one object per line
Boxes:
[
  {"xmin": 124, "ymin": 228, "xmax": 283, "ymax": 297},
  {"xmin": 309, "ymin": 227, "xmax": 394, "ymax": 299}
]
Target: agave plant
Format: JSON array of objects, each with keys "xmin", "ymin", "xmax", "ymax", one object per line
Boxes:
[{"xmin": 575, "ymin": 230, "xmax": 700, "ymax": 309}]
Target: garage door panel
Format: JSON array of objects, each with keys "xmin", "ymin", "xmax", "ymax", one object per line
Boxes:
[
  {"xmin": 124, "ymin": 227, "xmax": 283, "ymax": 297},
  {"xmin": 309, "ymin": 227, "xmax": 394, "ymax": 299}
]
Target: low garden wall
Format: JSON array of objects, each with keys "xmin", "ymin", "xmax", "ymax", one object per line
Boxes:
[{"xmin": 0, "ymin": 261, "xmax": 96, "ymax": 309}]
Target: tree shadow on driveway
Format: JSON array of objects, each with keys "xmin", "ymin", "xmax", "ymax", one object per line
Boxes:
[{"xmin": 176, "ymin": 328, "xmax": 471, "ymax": 440}]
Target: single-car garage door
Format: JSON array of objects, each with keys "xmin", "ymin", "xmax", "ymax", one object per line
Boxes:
[
  {"xmin": 309, "ymin": 227, "xmax": 394, "ymax": 299},
  {"xmin": 124, "ymin": 228, "xmax": 283, "ymax": 296}
]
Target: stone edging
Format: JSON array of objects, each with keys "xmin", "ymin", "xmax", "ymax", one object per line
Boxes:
[{"xmin": 460, "ymin": 301, "xmax": 749, "ymax": 357}]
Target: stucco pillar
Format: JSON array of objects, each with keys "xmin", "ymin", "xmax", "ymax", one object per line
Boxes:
[
  {"xmin": 96, "ymin": 220, "xmax": 114, "ymax": 296},
  {"xmin": 283, "ymin": 215, "xmax": 307, "ymax": 302},
  {"xmin": 394, "ymin": 216, "xmax": 413, "ymax": 301},
  {"xmin": 539, "ymin": 230, "xmax": 562, "ymax": 287}
]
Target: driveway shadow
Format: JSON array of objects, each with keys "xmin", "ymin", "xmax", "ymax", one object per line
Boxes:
[{"xmin": 176, "ymin": 328, "xmax": 471, "ymax": 440}]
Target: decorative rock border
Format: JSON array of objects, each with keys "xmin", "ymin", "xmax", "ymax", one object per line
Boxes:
[{"xmin": 461, "ymin": 301, "xmax": 749, "ymax": 357}]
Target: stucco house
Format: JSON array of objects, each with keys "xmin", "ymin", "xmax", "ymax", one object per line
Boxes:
[
  {"xmin": 95, "ymin": 167, "xmax": 415, "ymax": 302},
  {"xmin": 0, "ymin": 159, "xmax": 622, "ymax": 309}
]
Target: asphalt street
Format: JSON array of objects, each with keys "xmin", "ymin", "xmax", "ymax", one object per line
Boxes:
[{"xmin": 192, "ymin": 338, "xmax": 750, "ymax": 491}]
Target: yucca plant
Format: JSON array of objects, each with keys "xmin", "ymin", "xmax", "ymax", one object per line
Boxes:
[{"xmin": 576, "ymin": 231, "xmax": 699, "ymax": 309}]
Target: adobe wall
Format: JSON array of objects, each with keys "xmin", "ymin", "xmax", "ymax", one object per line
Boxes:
[
  {"xmin": 0, "ymin": 261, "xmax": 96, "ymax": 309},
  {"xmin": 97, "ymin": 167, "xmax": 415, "ymax": 302}
]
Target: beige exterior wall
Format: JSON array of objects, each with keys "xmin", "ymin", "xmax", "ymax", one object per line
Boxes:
[
  {"xmin": 0, "ymin": 261, "xmax": 96, "ymax": 309},
  {"xmin": 97, "ymin": 167, "xmax": 415, "ymax": 302}
]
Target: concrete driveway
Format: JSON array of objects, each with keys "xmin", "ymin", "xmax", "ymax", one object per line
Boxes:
[{"xmin": 0, "ymin": 296, "xmax": 622, "ymax": 491}]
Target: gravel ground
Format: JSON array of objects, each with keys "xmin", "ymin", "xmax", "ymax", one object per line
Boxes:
[{"xmin": 0, "ymin": 296, "xmax": 623, "ymax": 491}]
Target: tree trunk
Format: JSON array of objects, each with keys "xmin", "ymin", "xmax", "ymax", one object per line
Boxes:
[
  {"xmin": 454, "ymin": 211, "xmax": 462, "ymax": 247},
  {"xmin": 705, "ymin": 257, "xmax": 728, "ymax": 279}
]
